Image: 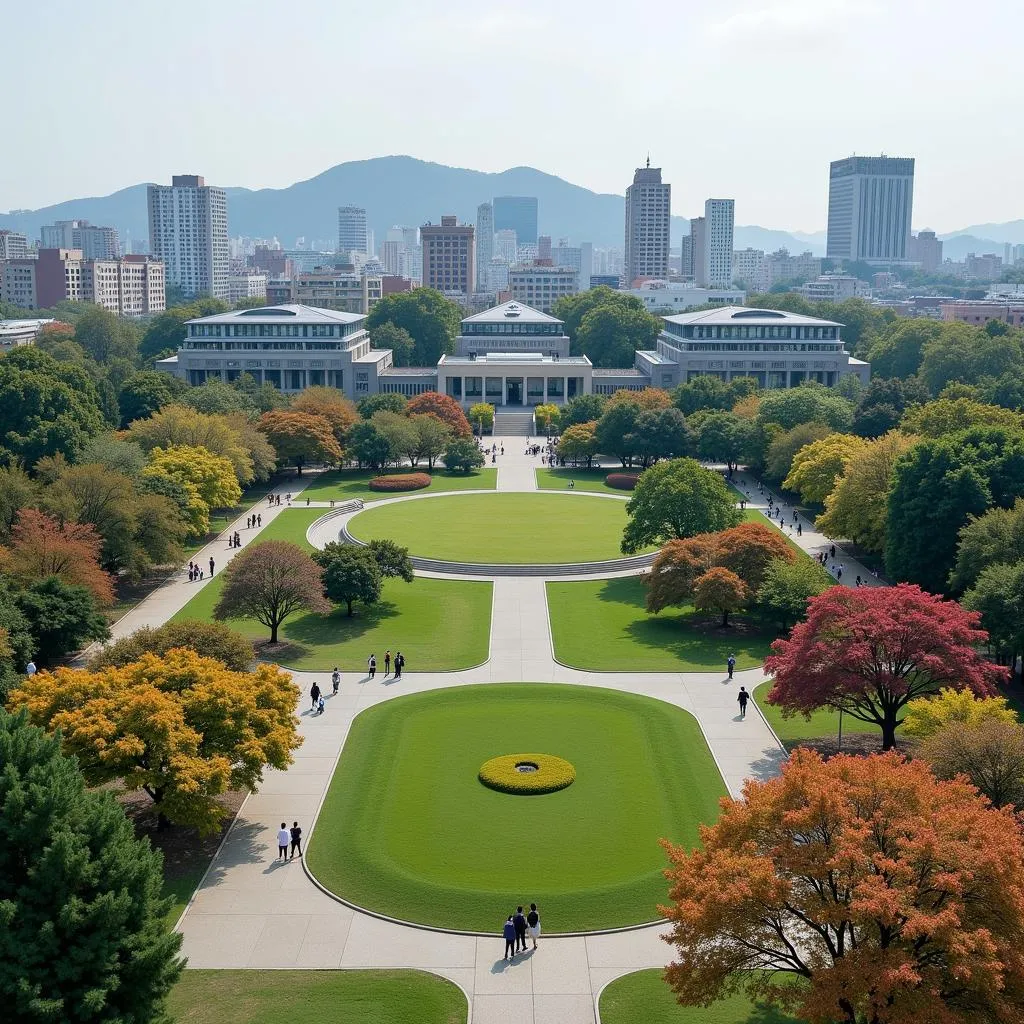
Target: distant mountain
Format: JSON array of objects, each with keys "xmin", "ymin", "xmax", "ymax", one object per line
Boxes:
[
  {"xmin": 938, "ymin": 233, "xmax": 1015, "ymax": 261},
  {"xmin": 732, "ymin": 226, "xmax": 824, "ymax": 255},
  {"xmin": 947, "ymin": 220, "xmax": 1024, "ymax": 245}
]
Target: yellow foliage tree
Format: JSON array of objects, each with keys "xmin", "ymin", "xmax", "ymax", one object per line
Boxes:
[
  {"xmin": 901, "ymin": 397, "xmax": 1024, "ymax": 438},
  {"xmin": 783, "ymin": 433, "xmax": 868, "ymax": 504},
  {"xmin": 8, "ymin": 649, "xmax": 302, "ymax": 833},
  {"xmin": 903, "ymin": 686, "xmax": 1018, "ymax": 739},
  {"xmin": 142, "ymin": 444, "xmax": 242, "ymax": 538}
]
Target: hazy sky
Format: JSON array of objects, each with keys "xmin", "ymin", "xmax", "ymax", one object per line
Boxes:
[{"xmin": 3, "ymin": 0, "xmax": 1019, "ymax": 231}]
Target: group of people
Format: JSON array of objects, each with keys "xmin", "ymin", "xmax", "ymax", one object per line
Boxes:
[
  {"xmin": 367, "ymin": 651, "xmax": 404, "ymax": 680},
  {"xmin": 227, "ymin": 531, "xmax": 242, "ymax": 548},
  {"xmin": 267, "ymin": 492, "xmax": 289, "ymax": 508},
  {"xmin": 276, "ymin": 821, "xmax": 303, "ymax": 861},
  {"xmin": 501, "ymin": 904, "xmax": 541, "ymax": 960},
  {"xmin": 245, "ymin": 514, "xmax": 263, "ymax": 529},
  {"xmin": 187, "ymin": 557, "xmax": 215, "ymax": 582}
]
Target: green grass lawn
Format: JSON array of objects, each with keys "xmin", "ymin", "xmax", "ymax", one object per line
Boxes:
[
  {"xmin": 535, "ymin": 467, "xmax": 636, "ymax": 494},
  {"xmin": 347, "ymin": 492, "xmax": 637, "ymax": 564},
  {"xmin": 172, "ymin": 509, "xmax": 492, "ymax": 671},
  {"xmin": 600, "ymin": 970, "xmax": 802, "ymax": 1024},
  {"xmin": 168, "ymin": 970, "xmax": 466, "ymax": 1024},
  {"xmin": 548, "ymin": 576, "xmax": 776, "ymax": 672},
  {"xmin": 306, "ymin": 684, "xmax": 726, "ymax": 932},
  {"xmin": 301, "ymin": 467, "xmax": 496, "ymax": 502},
  {"xmin": 753, "ymin": 681, "xmax": 877, "ymax": 743}
]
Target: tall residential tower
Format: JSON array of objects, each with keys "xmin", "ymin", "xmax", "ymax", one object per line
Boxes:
[
  {"xmin": 826, "ymin": 156, "xmax": 915, "ymax": 264},
  {"xmin": 475, "ymin": 202, "xmax": 494, "ymax": 290},
  {"xmin": 337, "ymin": 206, "xmax": 368, "ymax": 257},
  {"xmin": 624, "ymin": 161, "xmax": 670, "ymax": 284},
  {"xmin": 702, "ymin": 199, "xmax": 735, "ymax": 288}
]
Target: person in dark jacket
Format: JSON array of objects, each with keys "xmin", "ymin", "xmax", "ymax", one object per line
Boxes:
[
  {"xmin": 502, "ymin": 916, "xmax": 517, "ymax": 960},
  {"xmin": 513, "ymin": 906, "xmax": 528, "ymax": 952}
]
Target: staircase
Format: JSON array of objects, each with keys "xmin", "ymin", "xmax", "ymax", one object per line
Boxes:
[{"xmin": 493, "ymin": 409, "xmax": 535, "ymax": 437}]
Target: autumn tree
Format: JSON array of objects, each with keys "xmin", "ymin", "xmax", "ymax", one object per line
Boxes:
[
  {"xmin": 89, "ymin": 620, "xmax": 254, "ymax": 672},
  {"xmin": 291, "ymin": 386, "xmax": 359, "ymax": 446},
  {"xmin": 468, "ymin": 402, "xmax": 495, "ymax": 435},
  {"xmin": 645, "ymin": 534, "xmax": 720, "ymax": 613},
  {"xmin": 661, "ymin": 748, "xmax": 1024, "ymax": 1024},
  {"xmin": 0, "ymin": 508, "xmax": 114, "ymax": 606},
  {"xmin": 902, "ymin": 686, "xmax": 1017, "ymax": 739},
  {"xmin": 756, "ymin": 556, "xmax": 833, "ymax": 629},
  {"xmin": 764, "ymin": 583, "xmax": 1005, "ymax": 749},
  {"xmin": 692, "ymin": 567, "xmax": 747, "ymax": 627},
  {"xmin": 715, "ymin": 521, "xmax": 795, "ymax": 592},
  {"xmin": 622, "ymin": 458, "xmax": 741, "ymax": 554},
  {"xmin": 0, "ymin": 710, "xmax": 183, "ymax": 1022},
  {"xmin": 557, "ymin": 421, "xmax": 599, "ymax": 468},
  {"xmin": 534, "ymin": 403, "xmax": 560, "ymax": 433},
  {"xmin": 782, "ymin": 432, "xmax": 869, "ymax": 504},
  {"xmin": 258, "ymin": 410, "xmax": 343, "ymax": 473},
  {"xmin": 920, "ymin": 720, "xmax": 1024, "ymax": 809},
  {"xmin": 407, "ymin": 391, "xmax": 472, "ymax": 438},
  {"xmin": 314, "ymin": 544, "xmax": 383, "ymax": 617},
  {"xmin": 142, "ymin": 444, "xmax": 241, "ymax": 536},
  {"xmin": 214, "ymin": 540, "xmax": 330, "ymax": 643},
  {"xmin": 9, "ymin": 650, "xmax": 302, "ymax": 833}
]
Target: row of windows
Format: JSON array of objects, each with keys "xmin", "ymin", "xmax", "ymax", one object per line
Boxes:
[
  {"xmin": 683, "ymin": 342, "xmax": 842, "ymax": 353},
  {"xmin": 666, "ymin": 325, "xmax": 838, "ymax": 341},
  {"xmin": 464, "ymin": 323, "xmax": 561, "ymax": 335},
  {"xmin": 189, "ymin": 323, "xmax": 354, "ymax": 338}
]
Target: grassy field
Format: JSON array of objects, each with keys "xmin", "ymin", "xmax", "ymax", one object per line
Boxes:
[
  {"xmin": 547, "ymin": 576, "xmax": 776, "ymax": 672},
  {"xmin": 600, "ymin": 970, "xmax": 802, "ymax": 1024},
  {"xmin": 306, "ymin": 684, "xmax": 726, "ymax": 932},
  {"xmin": 346, "ymin": 492, "xmax": 638, "ymax": 564},
  {"xmin": 753, "ymin": 681, "xmax": 877, "ymax": 743},
  {"xmin": 535, "ymin": 467, "xmax": 636, "ymax": 494},
  {"xmin": 301, "ymin": 467, "xmax": 496, "ymax": 502},
  {"xmin": 172, "ymin": 509, "xmax": 492, "ymax": 672},
  {"xmin": 168, "ymin": 970, "xmax": 467, "ymax": 1024}
]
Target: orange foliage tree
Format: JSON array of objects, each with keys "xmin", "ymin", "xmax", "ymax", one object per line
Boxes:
[
  {"xmin": 0, "ymin": 508, "xmax": 114, "ymax": 606},
  {"xmin": 291, "ymin": 386, "xmax": 359, "ymax": 445},
  {"xmin": 258, "ymin": 410, "xmax": 343, "ymax": 473},
  {"xmin": 406, "ymin": 391, "xmax": 472, "ymax": 438},
  {"xmin": 661, "ymin": 749, "xmax": 1024, "ymax": 1024},
  {"xmin": 9, "ymin": 649, "xmax": 302, "ymax": 833},
  {"xmin": 715, "ymin": 521, "xmax": 795, "ymax": 592},
  {"xmin": 606, "ymin": 386, "xmax": 672, "ymax": 410},
  {"xmin": 692, "ymin": 566, "xmax": 747, "ymax": 626}
]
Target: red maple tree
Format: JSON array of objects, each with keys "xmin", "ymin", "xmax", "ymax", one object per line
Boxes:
[{"xmin": 406, "ymin": 392, "xmax": 472, "ymax": 438}]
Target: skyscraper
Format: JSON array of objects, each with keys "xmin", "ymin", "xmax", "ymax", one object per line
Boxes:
[
  {"xmin": 689, "ymin": 217, "xmax": 706, "ymax": 285},
  {"xmin": 39, "ymin": 220, "xmax": 120, "ymax": 259},
  {"xmin": 420, "ymin": 216, "xmax": 475, "ymax": 295},
  {"xmin": 337, "ymin": 206, "xmax": 368, "ymax": 256},
  {"xmin": 147, "ymin": 174, "xmax": 229, "ymax": 299},
  {"xmin": 826, "ymin": 156, "xmax": 915, "ymax": 263},
  {"xmin": 476, "ymin": 202, "xmax": 494, "ymax": 290},
  {"xmin": 624, "ymin": 161, "xmax": 670, "ymax": 284},
  {"xmin": 493, "ymin": 196, "xmax": 538, "ymax": 245},
  {"xmin": 703, "ymin": 199, "xmax": 735, "ymax": 288}
]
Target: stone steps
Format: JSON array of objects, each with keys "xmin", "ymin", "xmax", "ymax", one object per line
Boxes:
[{"xmin": 493, "ymin": 410, "xmax": 535, "ymax": 436}]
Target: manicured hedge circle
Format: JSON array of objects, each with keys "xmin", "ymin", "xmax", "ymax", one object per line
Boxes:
[
  {"xmin": 479, "ymin": 753, "xmax": 576, "ymax": 794},
  {"xmin": 606, "ymin": 472, "xmax": 641, "ymax": 490},
  {"xmin": 368, "ymin": 473, "xmax": 432, "ymax": 492}
]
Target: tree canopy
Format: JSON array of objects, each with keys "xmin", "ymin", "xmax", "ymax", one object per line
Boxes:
[
  {"xmin": 365, "ymin": 288, "xmax": 461, "ymax": 365},
  {"xmin": 258, "ymin": 410, "xmax": 343, "ymax": 473},
  {"xmin": 314, "ymin": 543, "xmax": 383, "ymax": 617}
]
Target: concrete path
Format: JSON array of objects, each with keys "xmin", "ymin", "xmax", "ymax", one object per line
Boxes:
[{"xmin": 104, "ymin": 450, "xmax": 867, "ymax": 1023}]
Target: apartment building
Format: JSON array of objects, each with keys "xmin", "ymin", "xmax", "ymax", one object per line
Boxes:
[
  {"xmin": 420, "ymin": 216, "xmax": 475, "ymax": 295},
  {"xmin": 507, "ymin": 264, "xmax": 578, "ymax": 312}
]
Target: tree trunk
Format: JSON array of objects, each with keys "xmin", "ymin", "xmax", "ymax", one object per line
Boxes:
[
  {"xmin": 270, "ymin": 620, "xmax": 279, "ymax": 643},
  {"xmin": 722, "ymin": 609, "xmax": 730, "ymax": 627},
  {"xmin": 346, "ymin": 599, "xmax": 354, "ymax": 616},
  {"xmin": 881, "ymin": 705, "xmax": 899, "ymax": 750}
]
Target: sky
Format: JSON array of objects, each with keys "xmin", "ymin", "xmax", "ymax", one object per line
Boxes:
[{"xmin": 2, "ymin": 0, "xmax": 1020, "ymax": 232}]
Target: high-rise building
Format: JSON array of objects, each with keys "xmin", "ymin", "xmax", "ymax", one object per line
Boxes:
[
  {"xmin": 732, "ymin": 248, "xmax": 766, "ymax": 292},
  {"xmin": 908, "ymin": 230, "xmax": 943, "ymax": 272},
  {"xmin": 493, "ymin": 197, "xmax": 538, "ymax": 245},
  {"xmin": 826, "ymin": 156, "xmax": 915, "ymax": 263},
  {"xmin": 507, "ymin": 264, "xmax": 578, "ymax": 313},
  {"xmin": 39, "ymin": 220, "xmax": 120, "ymax": 259},
  {"xmin": 475, "ymin": 202, "xmax": 494, "ymax": 290},
  {"xmin": 624, "ymin": 161, "xmax": 670, "ymax": 284},
  {"xmin": 689, "ymin": 217, "xmax": 707, "ymax": 285},
  {"xmin": 0, "ymin": 230, "xmax": 29, "ymax": 260},
  {"xmin": 494, "ymin": 229, "xmax": 518, "ymax": 264},
  {"xmin": 147, "ymin": 174, "xmax": 229, "ymax": 299},
  {"xmin": 420, "ymin": 216, "xmax": 475, "ymax": 295},
  {"xmin": 337, "ymin": 206, "xmax": 368, "ymax": 256},
  {"xmin": 680, "ymin": 235, "xmax": 693, "ymax": 278},
  {"xmin": 703, "ymin": 199, "xmax": 735, "ymax": 288},
  {"xmin": 537, "ymin": 235, "xmax": 552, "ymax": 262}
]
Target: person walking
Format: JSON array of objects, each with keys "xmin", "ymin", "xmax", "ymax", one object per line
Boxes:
[
  {"xmin": 316, "ymin": 694, "xmax": 325, "ymax": 715},
  {"xmin": 310, "ymin": 681, "xmax": 321, "ymax": 710},
  {"xmin": 209, "ymin": 556, "xmax": 215, "ymax": 576},
  {"xmin": 331, "ymin": 666, "xmax": 340, "ymax": 695},
  {"xmin": 797, "ymin": 522, "xmax": 802, "ymax": 536},
  {"xmin": 394, "ymin": 652, "xmax": 404, "ymax": 680},
  {"xmin": 25, "ymin": 659, "xmax": 37, "ymax": 677},
  {"xmin": 727, "ymin": 654, "xmax": 736, "ymax": 679},
  {"xmin": 527, "ymin": 904, "xmax": 541, "ymax": 949},
  {"xmin": 277, "ymin": 822, "xmax": 290, "ymax": 862},
  {"xmin": 368, "ymin": 654, "xmax": 376, "ymax": 679},
  {"xmin": 502, "ymin": 916, "xmax": 517, "ymax": 961},
  {"xmin": 513, "ymin": 906, "xmax": 528, "ymax": 953},
  {"xmin": 257, "ymin": 513, "xmax": 262, "ymax": 527},
  {"xmin": 737, "ymin": 687, "xmax": 749, "ymax": 719},
  {"xmin": 384, "ymin": 650, "xmax": 391, "ymax": 676},
  {"xmin": 289, "ymin": 822, "xmax": 302, "ymax": 859}
]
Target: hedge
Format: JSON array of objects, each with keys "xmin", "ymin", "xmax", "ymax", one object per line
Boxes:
[
  {"xmin": 368, "ymin": 473, "xmax": 432, "ymax": 492},
  {"xmin": 478, "ymin": 753, "xmax": 576, "ymax": 795},
  {"xmin": 605, "ymin": 472, "xmax": 641, "ymax": 490}
]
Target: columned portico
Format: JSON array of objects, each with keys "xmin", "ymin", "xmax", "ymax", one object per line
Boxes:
[{"xmin": 438, "ymin": 352, "xmax": 592, "ymax": 407}]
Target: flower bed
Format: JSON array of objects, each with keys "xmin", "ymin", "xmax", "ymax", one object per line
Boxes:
[
  {"xmin": 368, "ymin": 473, "xmax": 432, "ymax": 492},
  {"xmin": 478, "ymin": 753, "xmax": 576, "ymax": 795},
  {"xmin": 605, "ymin": 472, "xmax": 641, "ymax": 490}
]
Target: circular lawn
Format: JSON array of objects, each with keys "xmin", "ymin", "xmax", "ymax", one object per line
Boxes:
[
  {"xmin": 345, "ymin": 492, "xmax": 635, "ymax": 564},
  {"xmin": 305, "ymin": 684, "xmax": 727, "ymax": 932}
]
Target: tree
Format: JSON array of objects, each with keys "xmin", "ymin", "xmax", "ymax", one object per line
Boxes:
[
  {"xmin": 645, "ymin": 534, "xmax": 719, "ymax": 613},
  {"xmin": 365, "ymin": 288, "xmax": 461, "ymax": 365},
  {"xmin": 0, "ymin": 463, "xmax": 37, "ymax": 542},
  {"xmin": 661, "ymin": 748, "xmax": 1024, "ymax": 1024},
  {"xmin": 533, "ymin": 403, "xmax": 560, "ymax": 434},
  {"xmin": 692, "ymin": 566, "xmax": 747, "ymax": 626},
  {"xmin": 357, "ymin": 391, "xmax": 407, "ymax": 419},
  {"xmin": 782, "ymin": 432, "xmax": 868, "ymax": 504},
  {"xmin": 715, "ymin": 520, "xmax": 795, "ymax": 591},
  {"xmin": 291, "ymin": 386, "xmax": 359, "ymax": 446},
  {"xmin": 626, "ymin": 407, "xmax": 690, "ymax": 468},
  {"xmin": 949, "ymin": 498, "xmax": 1024, "ymax": 593},
  {"xmin": 757, "ymin": 383, "xmax": 855, "ymax": 432},
  {"xmin": 16, "ymin": 577, "xmax": 110, "ymax": 665},
  {"xmin": 72, "ymin": 304, "xmax": 141, "ymax": 364},
  {"xmin": 762, "ymin": 421, "xmax": 832, "ymax": 482},
  {"xmin": 444, "ymin": 437, "xmax": 486, "ymax": 474},
  {"xmin": 0, "ymin": 710, "xmax": 184, "ymax": 1022},
  {"xmin": 622, "ymin": 458, "xmax": 741, "ymax": 554},
  {"xmin": 557, "ymin": 421, "xmax": 599, "ymax": 467},
  {"xmin": 468, "ymin": 402, "xmax": 494, "ymax": 435},
  {"xmin": 756, "ymin": 556, "xmax": 833, "ymax": 629},
  {"xmin": 117, "ymin": 370, "xmax": 185, "ymax": 427},
  {"xmin": 89, "ymin": 620, "xmax": 254, "ymax": 672},
  {"xmin": 10, "ymin": 649, "xmax": 302, "ymax": 834},
  {"xmin": 901, "ymin": 397, "xmax": 1024, "ymax": 437},
  {"xmin": 406, "ymin": 391, "xmax": 472, "ymax": 437},
  {"xmin": 258, "ymin": 410, "xmax": 343, "ymax": 473},
  {"xmin": 223, "ymin": 412, "xmax": 277, "ymax": 483},
  {"xmin": 921, "ymin": 720, "xmax": 1024, "ymax": 809},
  {"xmin": 366, "ymin": 538, "xmax": 415, "ymax": 582},
  {"xmin": 369, "ymin": 321, "xmax": 416, "ymax": 366},
  {"xmin": 0, "ymin": 583, "xmax": 36, "ymax": 699},
  {"xmin": 595, "ymin": 399, "xmax": 643, "ymax": 467},
  {"xmin": 215, "ymin": 541, "xmax": 329, "ymax": 643},
  {"xmin": 919, "ymin": 323, "xmax": 1023, "ymax": 395},
  {"xmin": 690, "ymin": 411, "xmax": 754, "ymax": 473},
  {"xmin": 558, "ymin": 393, "xmax": 606, "ymax": 429},
  {"xmin": 902, "ymin": 686, "xmax": 1017, "ymax": 739},
  {"xmin": 346, "ymin": 421, "xmax": 393, "ymax": 470},
  {"xmin": 370, "ymin": 410, "xmax": 418, "ymax": 465},
  {"xmin": 182, "ymin": 378, "xmax": 253, "ymax": 415},
  {"xmin": 314, "ymin": 544, "xmax": 383, "ymax": 616},
  {"xmin": 144, "ymin": 443, "xmax": 242, "ymax": 513},
  {"xmin": 765, "ymin": 584, "xmax": 1005, "ymax": 749},
  {"xmin": 0, "ymin": 508, "xmax": 114, "ymax": 606},
  {"xmin": 139, "ymin": 299, "xmax": 229, "ymax": 360},
  {"xmin": 962, "ymin": 560, "xmax": 1024, "ymax": 669},
  {"xmin": 865, "ymin": 317, "xmax": 942, "ymax": 379},
  {"xmin": 79, "ymin": 432, "xmax": 147, "ymax": 477},
  {"xmin": 411, "ymin": 414, "xmax": 452, "ymax": 470},
  {"xmin": 576, "ymin": 304, "xmax": 661, "ymax": 367},
  {"xmin": 672, "ymin": 375, "xmax": 734, "ymax": 415},
  {"xmin": 816, "ymin": 430, "xmax": 917, "ymax": 554},
  {"xmin": 552, "ymin": 286, "xmax": 649, "ymax": 343}
]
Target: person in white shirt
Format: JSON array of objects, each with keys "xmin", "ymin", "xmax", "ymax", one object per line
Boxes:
[
  {"xmin": 277, "ymin": 823, "xmax": 291, "ymax": 861},
  {"xmin": 25, "ymin": 660, "xmax": 37, "ymax": 676}
]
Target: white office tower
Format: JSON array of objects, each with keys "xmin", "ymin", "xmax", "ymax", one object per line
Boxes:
[
  {"xmin": 338, "ymin": 206, "xmax": 368, "ymax": 257},
  {"xmin": 476, "ymin": 202, "xmax": 494, "ymax": 290},
  {"xmin": 826, "ymin": 156, "xmax": 915, "ymax": 263},
  {"xmin": 624, "ymin": 160, "xmax": 670, "ymax": 284},
  {"xmin": 147, "ymin": 174, "xmax": 229, "ymax": 299},
  {"xmin": 703, "ymin": 199, "xmax": 735, "ymax": 288},
  {"xmin": 494, "ymin": 229, "xmax": 518, "ymax": 264}
]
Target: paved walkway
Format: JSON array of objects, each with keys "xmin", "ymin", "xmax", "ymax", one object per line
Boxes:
[{"xmin": 110, "ymin": 450, "xmax": 867, "ymax": 1023}]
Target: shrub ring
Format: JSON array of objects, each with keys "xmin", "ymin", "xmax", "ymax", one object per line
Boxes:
[
  {"xmin": 478, "ymin": 753, "xmax": 576, "ymax": 795},
  {"xmin": 605, "ymin": 472, "xmax": 641, "ymax": 490},
  {"xmin": 368, "ymin": 473, "xmax": 432, "ymax": 492}
]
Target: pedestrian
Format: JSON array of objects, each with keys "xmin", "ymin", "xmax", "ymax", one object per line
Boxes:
[
  {"xmin": 502, "ymin": 916, "xmax": 517, "ymax": 961},
  {"xmin": 310, "ymin": 681, "xmax": 321, "ymax": 710},
  {"xmin": 384, "ymin": 650, "xmax": 391, "ymax": 676},
  {"xmin": 276, "ymin": 494, "xmax": 281, "ymax": 506},
  {"xmin": 209, "ymin": 556, "xmax": 215, "ymax": 576},
  {"xmin": 726, "ymin": 654, "xmax": 735, "ymax": 680},
  {"xmin": 331, "ymin": 666, "xmax": 340, "ymax": 695},
  {"xmin": 25, "ymin": 659, "xmax": 37, "ymax": 676},
  {"xmin": 513, "ymin": 906, "xmax": 528, "ymax": 952},
  {"xmin": 368, "ymin": 654, "xmax": 376, "ymax": 679},
  {"xmin": 829, "ymin": 544, "xmax": 836, "ymax": 559},
  {"xmin": 188, "ymin": 567, "xmax": 194, "ymax": 582},
  {"xmin": 394, "ymin": 652, "xmax": 404, "ymax": 679},
  {"xmin": 316, "ymin": 694, "xmax": 325, "ymax": 715},
  {"xmin": 306, "ymin": 497, "xmax": 310, "ymax": 506},
  {"xmin": 289, "ymin": 821, "xmax": 302, "ymax": 859},
  {"xmin": 837, "ymin": 566, "xmax": 843, "ymax": 580},
  {"xmin": 737, "ymin": 687, "xmax": 749, "ymax": 719},
  {"xmin": 277, "ymin": 822, "xmax": 290, "ymax": 862},
  {"xmin": 188, "ymin": 560, "xmax": 194, "ymax": 577},
  {"xmin": 797, "ymin": 522, "xmax": 802, "ymax": 536},
  {"xmin": 257, "ymin": 514, "xmax": 262, "ymax": 527},
  {"xmin": 527, "ymin": 903, "xmax": 541, "ymax": 949},
  {"xmin": 246, "ymin": 516, "xmax": 251, "ymax": 529},
  {"xmin": 234, "ymin": 531, "xmax": 240, "ymax": 547}
]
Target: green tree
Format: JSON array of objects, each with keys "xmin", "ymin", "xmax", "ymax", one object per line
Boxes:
[
  {"xmin": 763, "ymin": 422, "xmax": 833, "ymax": 483},
  {"xmin": 182, "ymin": 378, "xmax": 253, "ymax": 415},
  {"xmin": 962, "ymin": 561, "xmax": 1024, "ymax": 670},
  {"xmin": 140, "ymin": 301, "xmax": 229, "ymax": 361},
  {"xmin": 117, "ymin": 370, "xmax": 186, "ymax": 427},
  {"xmin": 575, "ymin": 304, "xmax": 661, "ymax": 368},
  {"xmin": 627, "ymin": 407, "xmax": 690, "ymax": 468},
  {"xmin": 346, "ymin": 421, "xmax": 393, "ymax": 470},
  {"xmin": 314, "ymin": 543, "xmax": 383, "ymax": 616},
  {"xmin": 673, "ymin": 375, "xmax": 737, "ymax": 415},
  {"xmin": 365, "ymin": 289, "xmax": 461, "ymax": 365},
  {"xmin": 621, "ymin": 458, "xmax": 741, "ymax": 554},
  {"xmin": 357, "ymin": 392, "xmax": 408, "ymax": 419},
  {"xmin": 370, "ymin": 411, "xmax": 417, "ymax": 465},
  {"xmin": 552, "ymin": 286, "xmax": 648, "ymax": 342},
  {"xmin": 949, "ymin": 499, "xmax": 1024, "ymax": 593},
  {"xmin": 369, "ymin": 322, "xmax": 416, "ymax": 366},
  {"xmin": 866, "ymin": 318, "xmax": 944, "ymax": 379},
  {"xmin": 72, "ymin": 304, "xmax": 141, "ymax": 364},
  {"xmin": 0, "ymin": 464, "xmax": 37, "ymax": 541},
  {"xmin": 756, "ymin": 556, "xmax": 834, "ymax": 629},
  {"xmin": 557, "ymin": 421, "xmax": 599, "ymax": 467},
  {"xmin": 0, "ymin": 709, "xmax": 183, "ymax": 1022},
  {"xmin": 15, "ymin": 577, "xmax": 110, "ymax": 664},
  {"xmin": 444, "ymin": 437, "xmax": 485, "ymax": 474},
  {"xmin": 366, "ymin": 539, "xmax": 415, "ymax": 582},
  {"xmin": 79, "ymin": 433, "xmax": 147, "ymax": 477},
  {"xmin": 411, "ymin": 414, "xmax": 452, "ymax": 469},
  {"xmin": 89, "ymin": 620, "xmax": 254, "ymax": 672},
  {"xmin": 0, "ymin": 582, "xmax": 35, "ymax": 699},
  {"xmin": 757, "ymin": 383, "xmax": 855, "ymax": 432},
  {"xmin": 558, "ymin": 393, "xmax": 606, "ymax": 428},
  {"xmin": 690, "ymin": 411, "xmax": 753, "ymax": 472},
  {"xmin": 595, "ymin": 399, "xmax": 642, "ymax": 467}
]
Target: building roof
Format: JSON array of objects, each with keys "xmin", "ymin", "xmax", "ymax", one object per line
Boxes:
[
  {"xmin": 378, "ymin": 367, "xmax": 439, "ymax": 377},
  {"xmin": 440, "ymin": 352, "xmax": 590, "ymax": 366},
  {"xmin": 661, "ymin": 305, "xmax": 843, "ymax": 328},
  {"xmin": 460, "ymin": 301, "xmax": 563, "ymax": 326},
  {"xmin": 592, "ymin": 367, "xmax": 646, "ymax": 377},
  {"xmin": 184, "ymin": 303, "xmax": 366, "ymax": 326}
]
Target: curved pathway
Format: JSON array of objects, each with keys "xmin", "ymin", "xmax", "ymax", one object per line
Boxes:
[{"xmin": 113, "ymin": 450, "xmax": 871, "ymax": 1024}]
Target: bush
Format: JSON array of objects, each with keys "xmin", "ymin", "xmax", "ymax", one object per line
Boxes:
[
  {"xmin": 89, "ymin": 620, "xmax": 254, "ymax": 671},
  {"xmin": 368, "ymin": 472, "xmax": 432, "ymax": 492},
  {"xmin": 478, "ymin": 753, "xmax": 576, "ymax": 794},
  {"xmin": 606, "ymin": 472, "xmax": 641, "ymax": 490}
]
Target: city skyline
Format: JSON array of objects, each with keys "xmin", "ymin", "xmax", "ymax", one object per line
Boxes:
[{"xmin": 1, "ymin": 0, "xmax": 1021, "ymax": 231}]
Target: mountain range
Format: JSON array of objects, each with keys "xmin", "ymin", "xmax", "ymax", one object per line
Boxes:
[{"xmin": 1, "ymin": 156, "xmax": 1021, "ymax": 260}]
